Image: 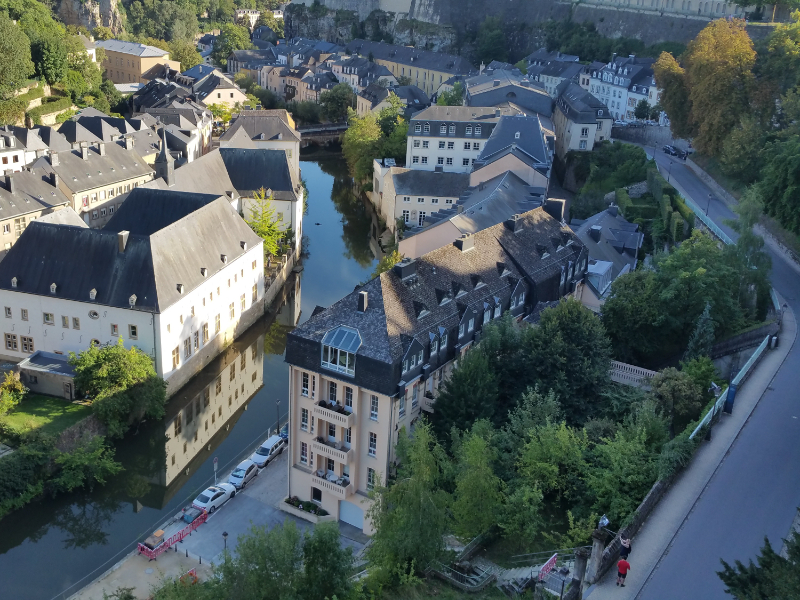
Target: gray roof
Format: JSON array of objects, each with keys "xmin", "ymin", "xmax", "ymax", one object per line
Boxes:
[
  {"xmin": 538, "ymin": 61, "xmax": 584, "ymax": 81},
  {"xmin": 36, "ymin": 207, "xmax": 87, "ymax": 228},
  {"xmin": 393, "ymin": 85, "xmax": 430, "ymax": 108},
  {"xmin": 218, "ymin": 127, "xmax": 257, "ymax": 149},
  {"xmin": 466, "ymin": 73, "xmax": 553, "ymax": 117},
  {"xmin": 0, "ymin": 189, "xmax": 261, "ymax": 313},
  {"xmin": 0, "ymin": 168, "xmax": 71, "ymax": 219},
  {"xmin": 19, "ymin": 351, "xmax": 76, "ymax": 376},
  {"xmin": 525, "ymin": 48, "xmax": 580, "ymax": 65},
  {"xmin": 10, "ymin": 126, "xmax": 49, "ymax": 152},
  {"xmin": 555, "ymin": 81, "xmax": 611, "ymax": 124},
  {"xmin": 95, "ymin": 39, "xmax": 170, "ymax": 58},
  {"xmin": 476, "ymin": 114, "xmax": 550, "ymax": 171},
  {"xmin": 57, "ymin": 121, "xmax": 103, "ymax": 144},
  {"xmin": 43, "ymin": 141, "xmax": 154, "ymax": 194},
  {"xmin": 220, "ymin": 113, "xmax": 301, "ymax": 143},
  {"xmin": 410, "ymin": 105, "xmax": 525, "ymax": 138},
  {"xmin": 589, "ymin": 56, "xmax": 656, "ymax": 93},
  {"xmin": 218, "ymin": 147, "xmax": 300, "ymax": 200},
  {"xmin": 33, "ymin": 127, "xmax": 72, "ymax": 152},
  {"xmin": 390, "ymin": 169, "xmax": 470, "ymax": 198},
  {"xmin": 345, "ymin": 39, "xmax": 474, "ymax": 75}
]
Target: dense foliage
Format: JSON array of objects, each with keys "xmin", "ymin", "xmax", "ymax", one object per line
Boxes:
[
  {"xmin": 718, "ymin": 532, "xmax": 800, "ymax": 600},
  {"xmin": 245, "ymin": 187, "xmax": 290, "ymax": 257},
  {"xmin": 342, "ymin": 94, "xmax": 408, "ymax": 182}
]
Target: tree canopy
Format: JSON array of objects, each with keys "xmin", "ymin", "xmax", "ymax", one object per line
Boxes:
[
  {"xmin": 718, "ymin": 532, "xmax": 800, "ymax": 600},
  {"xmin": 212, "ymin": 23, "xmax": 253, "ymax": 66},
  {"xmin": 319, "ymin": 82, "xmax": 354, "ymax": 122},
  {"xmin": 0, "ymin": 13, "xmax": 35, "ymax": 100}
]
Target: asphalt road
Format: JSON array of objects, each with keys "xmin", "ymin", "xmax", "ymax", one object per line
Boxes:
[{"xmin": 636, "ymin": 150, "xmax": 800, "ymax": 599}]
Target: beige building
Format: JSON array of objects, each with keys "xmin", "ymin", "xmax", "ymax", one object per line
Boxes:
[
  {"xmin": 96, "ymin": 40, "xmax": 181, "ymax": 85},
  {"xmin": 553, "ymin": 82, "xmax": 613, "ymax": 160}
]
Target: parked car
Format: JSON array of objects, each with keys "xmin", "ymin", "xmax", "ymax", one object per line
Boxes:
[
  {"xmin": 279, "ymin": 423, "xmax": 289, "ymax": 442},
  {"xmin": 192, "ymin": 483, "xmax": 236, "ymax": 514},
  {"xmin": 250, "ymin": 435, "xmax": 285, "ymax": 468},
  {"xmin": 614, "ymin": 120, "xmax": 628, "ymax": 127},
  {"xmin": 228, "ymin": 459, "xmax": 258, "ymax": 489},
  {"xmin": 662, "ymin": 144, "xmax": 675, "ymax": 154}
]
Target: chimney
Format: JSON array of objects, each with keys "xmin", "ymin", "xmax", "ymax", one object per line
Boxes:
[
  {"xmin": 80, "ymin": 145, "xmax": 90, "ymax": 161},
  {"xmin": 493, "ymin": 79, "xmax": 500, "ymax": 87},
  {"xmin": 495, "ymin": 108, "xmax": 501, "ymax": 117},
  {"xmin": 454, "ymin": 233, "xmax": 474, "ymax": 252},
  {"xmin": 357, "ymin": 290, "xmax": 368, "ymax": 313},
  {"xmin": 124, "ymin": 136, "xmax": 134, "ymax": 150},
  {"xmin": 607, "ymin": 203, "xmax": 619, "ymax": 217},
  {"xmin": 50, "ymin": 152, "xmax": 59, "ymax": 167},
  {"xmin": 51, "ymin": 172, "xmax": 59, "ymax": 188},
  {"xmin": 98, "ymin": 142, "xmax": 106, "ymax": 156},
  {"xmin": 118, "ymin": 230, "xmax": 130, "ymax": 252},
  {"xmin": 504, "ymin": 214, "xmax": 523, "ymax": 233},
  {"xmin": 589, "ymin": 225, "xmax": 602, "ymax": 243},
  {"xmin": 5, "ymin": 171, "xmax": 13, "ymax": 194},
  {"xmin": 392, "ymin": 258, "xmax": 417, "ymax": 279}
]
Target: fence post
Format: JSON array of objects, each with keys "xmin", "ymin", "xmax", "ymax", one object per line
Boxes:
[
  {"xmin": 572, "ymin": 547, "xmax": 590, "ymax": 598},
  {"xmin": 584, "ymin": 529, "xmax": 607, "ymax": 587}
]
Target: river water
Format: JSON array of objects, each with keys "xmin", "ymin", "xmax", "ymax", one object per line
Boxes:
[{"xmin": 0, "ymin": 155, "xmax": 378, "ymax": 600}]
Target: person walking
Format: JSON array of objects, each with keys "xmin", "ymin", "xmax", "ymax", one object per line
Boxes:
[
  {"xmin": 617, "ymin": 558, "xmax": 631, "ymax": 587},
  {"xmin": 620, "ymin": 537, "xmax": 632, "ymax": 560}
]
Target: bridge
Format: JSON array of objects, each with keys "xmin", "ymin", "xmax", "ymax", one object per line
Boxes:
[{"xmin": 297, "ymin": 122, "xmax": 348, "ymax": 147}]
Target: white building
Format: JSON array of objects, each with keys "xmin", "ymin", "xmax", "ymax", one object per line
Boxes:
[
  {"xmin": 587, "ymin": 54, "xmax": 664, "ymax": 123},
  {"xmin": 0, "ymin": 188, "xmax": 265, "ymax": 395}
]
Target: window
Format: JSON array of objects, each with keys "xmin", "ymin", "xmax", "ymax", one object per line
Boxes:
[
  {"xmin": 370, "ymin": 395, "xmax": 378, "ymax": 420},
  {"xmin": 172, "ymin": 347, "xmax": 179, "ymax": 369},
  {"xmin": 203, "ymin": 323, "xmax": 209, "ymax": 343},
  {"xmin": 459, "ymin": 323, "xmax": 465, "ymax": 338},
  {"xmin": 345, "ymin": 427, "xmax": 351, "ymax": 445},
  {"xmin": 417, "ymin": 197, "xmax": 425, "ymax": 204},
  {"xmin": 215, "ymin": 314, "xmax": 220, "ymax": 334},
  {"xmin": 402, "ymin": 210, "xmax": 410, "ymax": 223},
  {"xmin": 431, "ymin": 198, "xmax": 439, "ymax": 204},
  {"xmin": 301, "ymin": 408, "xmax": 308, "ymax": 431},
  {"xmin": 438, "ymin": 141, "xmax": 445, "ymax": 149},
  {"xmin": 229, "ymin": 363, "xmax": 236, "ymax": 381},
  {"xmin": 215, "ymin": 375, "xmax": 222, "ymax": 394},
  {"xmin": 329, "ymin": 381, "xmax": 337, "ymax": 402},
  {"xmin": 21, "ymin": 309, "xmax": 27, "ymax": 321},
  {"xmin": 368, "ymin": 432, "xmax": 377, "ymax": 457},
  {"xmin": 229, "ymin": 303, "xmax": 235, "ymax": 319},
  {"xmin": 464, "ymin": 142, "xmax": 471, "ymax": 150},
  {"xmin": 442, "ymin": 332, "xmax": 448, "ymax": 347},
  {"xmin": 72, "ymin": 317, "xmax": 80, "ymax": 330},
  {"xmin": 422, "ymin": 141, "xmax": 429, "ymax": 149},
  {"xmin": 423, "ymin": 123, "xmax": 430, "ymax": 133},
  {"xmin": 473, "ymin": 142, "xmax": 480, "ymax": 150},
  {"xmin": 445, "ymin": 198, "xmax": 453, "ymax": 204},
  {"xmin": 129, "ymin": 324, "xmax": 138, "ymax": 339},
  {"xmin": 5, "ymin": 333, "xmax": 17, "ymax": 351},
  {"xmin": 193, "ymin": 331, "xmax": 199, "ymax": 350},
  {"xmin": 421, "ymin": 156, "xmax": 428, "ymax": 164},
  {"xmin": 468, "ymin": 318, "xmax": 474, "ymax": 332},
  {"xmin": 345, "ymin": 386, "xmax": 353, "ymax": 410},
  {"xmin": 21, "ymin": 336, "xmax": 34, "ymax": 353},
  {"xmin": 43, "ymin": 312, "xmax": 54, "ymax": 325},
  {"xmin": 328, "ymin": 423, "xmax": 336, "ymax": 440},
  {"xmin": 418, "ymin": 211, "xmax": 426, "ymax": 227},
  {"xmin": 413, "ymin": 139, "xmax": 420, "ymax": 147},
  {"xmin": 399, "ymin": 394, "xmax": 405, "ymax": 417},
  {"xmin": 412, "ymin": 156, "xmax": 419, "ymax": 164},
  {"xmin": 1, "ymin": 225, "xmax": 8, "ymax": 235},
  {"xmin": 184, "ymin": 338, "xmax": 191, "ymax": 359},
  {"xmin": 485, "ymin": 308, "xmax": 491, "ymax": 323},
  {"xmin": 111, "ymin": 323, "xmax": 118, "ymax": 336},
  {"xmin": 252, "ymin": 284, "xmax": 258, "ymax": 303},
  {"xmin": 300, "ymin": 442, "xmax": 308, "ymax": 464},
  {"xmin": 3, "ymin": 307, "xmax": 9, "ymax": 318},
  {"xmin": 440, "ymin": 124, "xmax": 447, "ymax": 134},
  {"xmin": 446, "ymin": 157, "xmax": 453, "ymax": 165},
  {"xmin": 437, "ymin": 157, "xmax": 444, "ymax": 165},
  {"xmin": 466, "ymin": 125, "xmax": 473, "ymax": 135},
  {"xmin": 579, "ymin": 140, "xmax": 587, "ymax": 149},
  {"xmin": 321, "ymin": 326, "xmax": 360, "ymax": 376},
  {"xmin": 301, "ymin": 372, "xmax": 309, "ymax": 396},
  {"xmin": 462, "ymin": 158, "xmax": 470, "ymax": 166},
  {"xmin": 475, "ymin": 126, "xmax": 482, "ymax": 135},
  {"xmin": 448, "ymin": 125, "xmax": 455, "ymax": 134},
  {"xmin": 414, "ymin": 124, "xmax": 421, "ymax": 133},
  {"xmin": 367, "ymin": 467, "xmax": 376, "ymax": 490},
  {"xmin": 581, "ymin": 127, "xmax": 589, "ymax": 137},
  {"xmin": 494, "ymin": 304, "xmax": 501, "ymax": 318},
  {"xmin": 447, "ymin": 141, "xmax": 454, "ymax": 150}
]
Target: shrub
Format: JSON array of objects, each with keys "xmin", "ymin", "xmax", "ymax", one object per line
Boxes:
[
  {"xmin": 658, "ymin": 433, "xmax": 697, "ymax": 479},
  {"xmin": 27, "ymin": 97, "xmax": 72, "ymax": 125},
  {"xmin": 0, "ymin": 98, "xmax": 27, "ymax": 125},
  {"xmin": 615, "ymin": 188, "xmax": 633, "ymax": 217}
]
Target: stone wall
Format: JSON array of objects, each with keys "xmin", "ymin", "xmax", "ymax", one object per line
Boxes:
[{"xmin": 55, "ymin": 413, "xmax": 106, "ymax": 453}]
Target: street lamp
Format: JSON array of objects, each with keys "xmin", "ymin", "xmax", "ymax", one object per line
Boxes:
[
  {"xmin": 276, "ymin": 399, "xmax": 281, "ymax": 435},
  {"xmin": 706, "ymin": 192, "xmax": 712, "ymax": 216},
  {"xmin": 222, "ymin": 531, "xmax": 228, "ymax": 551},
  {"xmin": 667, "ymin": 160, "xmax": 673, "ymax": 183}
]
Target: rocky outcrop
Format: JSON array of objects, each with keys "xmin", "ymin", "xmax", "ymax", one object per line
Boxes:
[{"xmin": 55, "ymin": 0, "xmax": 125, "ymax": 35}]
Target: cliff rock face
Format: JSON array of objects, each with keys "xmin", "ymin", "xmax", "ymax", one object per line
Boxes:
[{"xmin": 56, "ymin": 0, "xmax": 125, "ymax": 34}]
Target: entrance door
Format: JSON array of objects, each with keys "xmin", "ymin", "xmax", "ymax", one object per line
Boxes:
[
  {"xmin": 339, "ymin": 499, "xmax": 363, "ymax": 529},
  {"xmin": 64, "ymin": 382, "xmax": 73, "ymax": 400}
]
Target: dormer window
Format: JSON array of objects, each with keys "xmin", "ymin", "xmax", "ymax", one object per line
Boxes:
[
  {"xmin": 321, "ymin": 326, "xmax": 361, "ymax": 377},
  {"xmin": 89, "ymin": 288, "xmax": 97, "ymax": 300},
  {"xmin": 129, "ymin": 294, "xmax": 137, "ymax": 308},
  {"xmin": 423, "ymin": 123, "xmax": 430, "ymax": 133},
  {"xmin": 415, "ymin": 124, "xmax": 421, "ymax": 133},
  {"xmin": 448, "ymin": 125, "xmax": 455, "ymax": 134},
  {"xmin": 459, "ymin": 323, "xmax": 465, "ymax": 338},
  {"xmin": 440, "ymin": 124, "xmax": 447, "ymax": 134},
  {"xmin": 475, "ymin": 126, "xmax": 481, "ymax": 135},
  {"xmin": 11, "ymin": 277, "xmax": 16, "ymax": 288},
  {"xmin": 50, "ymin": 283, "xmax": 57, "ymax": 294},
  {"xmin": 466, "ymin": 126, "xmax": 473, "ymax": 135},
  {"xmin": 431, "ymin": 338, "xmax": 438, "ymax": 354}
]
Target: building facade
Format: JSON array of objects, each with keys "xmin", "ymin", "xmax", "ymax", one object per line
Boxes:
[
  {"xmin": 553, "ymin": 81, "xmax": 613, "ymax": 159},
  {"xmin": 96, "ymin": 40, "xmax": 181, "ymax": 85},
  {"xmin": 587, "ymin": 55, "xmax": 663, "ymax": 122}
]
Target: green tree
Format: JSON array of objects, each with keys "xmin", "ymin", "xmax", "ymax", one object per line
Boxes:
[
  {"xmin": 634, "ymin": 98, "xmax": 651, "ymax": 120},
  {"xmin": 245, "ymin": 188, "xmax": 288, "ymax": 256},
  {"xmin": 212, "ymin": 23, "xmax": 252, "ymax": 66},
  {"xmin": 602, "ymin": 270, "xmax": 662, "ymax": 364},
  {"xmin": 93, "ymin": 26, "xmax": 114, "ymax": 40},
  {"xmin": 524, "ymin": 298, "xmax": 612, "ymax": 424},
  {"xmin": 367, "ymin": 422, "xmax": 451, "ymax": 574},
  {"xmin": 69, "ymin": 338, "xmax": 167, "ymax": 438},
  {"xmin": 717, "ymin": 532, "xmax": 800, "ymax": 600},
  {"xmin": 169, "ymin": 39, "xmax": 203, "ymax": 72},
  {"xmin": 681, "ymin": 356, "xmax": 720, "ymax": 401},
  {"xmin": 64, "ymin": 69, "xmax": 88, "ymax": 103},
  {"xmin": 32, "ymin": 36, "xmax": 68, "ymax": 85},
  {"xmin": 518, "ymin": 421, "xmax": 588, "ymax": 499},
  {"xmin": 299, "ymin": 522, "xmax": 354, "ymax": 600},
  {"xmin": 0, "ymin": 14, "xmax": 35, "ymax": 99},
  {"xmin": 653, "ymin": 51, "xmax": 695, "ymax": 140},
  {"xmin": 255, "ymin": 11, "xmax": 284, "ymax": 38},
  {"xmin": 369, "ymin": 249, "xmax": 402, "ymax": 280},
  {"xmin": 436, "ymin": 81, "xmax": 464, "ymax": 106},
  {"xmin": 342, "ymin": 109, "xmax": 383, "ymax": 181},
  {"xmin": 477, "ymin": 17, "xmax": 508, "ymax": 64},
  {"xmin": 720, "ymin": 116, "xmax": 767, "ymax": 184},
  {"xmin": 498, "ymin": 484, "xmax": 544, "ymax": 550},
  {"xmin": 514, "ymin": 59, "xmax": 528, "ymax": 74},
  {"xmin": 0, "ymin": 372, "xmax": 28, "ymax": 415},
  {"xmin": 432, "ymin": 350, "xmax": 498, "ymax": 442},
  {"xmin": 648, "ymin": 367, "xmax": 704, "ymax": 437},
  {"xmin": 319, "ymin": 82, "xmax": 354, "ymax": 122},
  {"xmin": 452, "ymin": 431, "xmax": 504, "ymax": 540},
  {"xmin": 53, "ymin": 436, "xmax": 122, "ymax": 493},
  {"xmin": 683, "ymin": 302, "xmax": 715, "ymax": 361}
]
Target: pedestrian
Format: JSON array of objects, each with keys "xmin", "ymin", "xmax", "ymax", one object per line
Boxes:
[
  {"xmin": 617, "ymin": 557, "xmax": 631, "ymax": 587},
  {"xmin": 620, "ymin": 537, "xmax": 632, "ymax": 560}
]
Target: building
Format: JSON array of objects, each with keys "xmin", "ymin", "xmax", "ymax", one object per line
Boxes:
[
  {"xmin": 398, "ymin": 171, "xmax": 548, "ymax": 258},
  {"xmin": 524, "ymin": 48, "xmax": 580, "ymax": 69},
  {"xmin": 141, "ymin": 103, "xmax": 214, "ymax": 160},
  {"xmin": 571, "ymin": 204, "xmax": 643, "ymax": 312},
  {"xmin": 587, "ymin": 54, "xmax": 662, "ymax": 122},
  {"xmin": 285, "ymin": 209, "xmax": 587, "ymax": 533},
  {"xmin": 37, "ymin": 139, "xmax": 154, "ymax": 226},
  {"xmin": 470, "ymin": 114, "xmax": 552, "ymax": 189},
  {"xmin": 96, "ymin": 40, "xmax": 181, "ymax": 85},
  {"xmin": 16, "ymin": 351, "xmax": 76, "ymax": 399},
  {"xmin": 344, "ymin": 39, "xmax": 475, "ymax": 97},
  {"xmin": 0, "ymin": 167, "xmax": 71, "ymax": 258},
  {"xmin": 331, "ymin": 56, "xmax": 397, "ymax": 93},
  {"xmin": 464, "ymin": 69, "xmax": 553, "ymax": 117},
  {"xmin": 552, "ymin": 81, "xmax": 613, "ymax": 160},
  {"xmin": 372, "ymin": 166, "xmax": 470, "ymax": 232},
  {"xmin": 234, "ymin": 8, "xmax": 260, "ymax": 29},
  {"xmin": 532, "ymin": 61, "xmax": 585, "ymax": 98},
  {"xmin": 132, "ymin": 68, "xmax": 249, "ymax": 112},
  {"xmin": 219, "ymin": 110, "xmax": 301, "ymax": 180},
  {"xmin": 1, "ymin": 129, "xmax": 29, "ymax": 172},
  {"xmin": 405, "ymin": 105, "xmax": 526, "ymax": 173},
  {"xmin": 356, "ymin": 85, "xmax": 430, "ymax": 117},
  {"xmin": 228, "ymin": 49, "xmax": 280, "ymax": 76},
  {"xmin": 0, "ymin": 188, "xmax": 265, "ymax": 395}
]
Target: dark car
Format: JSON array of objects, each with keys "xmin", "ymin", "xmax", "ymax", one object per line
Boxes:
[
  {"xmin": 279, "ymin": 423, "xmax": 289, "ymax": 442},
  {"xmin": 662, "ymin": 145, "xmax": 674, "ymax": 154}
]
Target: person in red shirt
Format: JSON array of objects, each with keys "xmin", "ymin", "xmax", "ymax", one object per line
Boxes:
[{"xmin": 617, "ymin": 558, "xmax": 631, "ymax": 587}]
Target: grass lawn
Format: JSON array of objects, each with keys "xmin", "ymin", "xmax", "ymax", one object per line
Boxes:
[
  {"xmin": 383, "ymin": 578, "xmax": 507, "ymax": 599},
  {"xmin": 0, "ymin": 394, "xmax": 92, "ymax": 441}
]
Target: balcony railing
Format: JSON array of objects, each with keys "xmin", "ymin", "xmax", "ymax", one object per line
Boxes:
[
  {"xmin": 421, "ymin": 390, "xmax": 436, "ymax": 413},
  {"xmin": 312, "ymin": 439, "xmax": 353, "ymax": 464},
  {"xmin": 312, "ymin": 473, "xmax": 354, "ymax": 500},
  {"xmin": 313, "ymin": 401, "xmax": 355, "ymax": 428}
]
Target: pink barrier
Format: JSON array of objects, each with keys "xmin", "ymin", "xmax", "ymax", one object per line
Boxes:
[{"xmin": 137, "ymin": 511, "xmax": 208, "ymax": 560}]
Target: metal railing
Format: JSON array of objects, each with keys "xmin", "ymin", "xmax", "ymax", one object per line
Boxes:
[
  {"xmin": 429, "ymin": 561, "xmax": 496, "ymax": 591},
  {"xmin": 136, "ymin": 511, "xmax": 208, "ymax": 560},
  {"xmin": 681, "ymin": 193, "xmax": 734, "ymax": 245}
]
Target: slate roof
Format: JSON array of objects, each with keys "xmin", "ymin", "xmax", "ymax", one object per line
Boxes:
[
  {"xmin": 36, "ymin": 207, "xmax": 87, "ymax": 227},
  {"xmin": 393, "ymin": 85, "xmax": 430, "ymax": 108},
  {"xmin": 525, "ymin": 48, "xmax": 580, "ymax": 66},
  {"xmin": 10, "ymin": 126, "xmax": 49, "ymax": 152},
  {"xmin": 218, "ymin": 148, "xmax": 300, "ymax": 200},
  {"xmin": 95, "ymin": 40, "xmax": 170, "ymax": 58},
  {"xmin": 19, "ymin": 351, "xmax": 76, "ymax": 376},
  {"xmin": 57, "ymin": 121, "xmax": 103, "ymax": 144},
  {"xmin": 589, "ymin": 55, "xmax": 656, "ymax": 93},
  {"xmin": 33, "ymin": 127, "xmax": 72, "ymax": 152},
  {"xmin": 389, "ymin": 169, "xmax": 470, "ymax": 198},
  {"xmin": 219, "ymin": 113, "xmax": 301, "ymax": 143},
  {"xmin": 570, "ymin": 206, "xmax": 642, "ymax": 284},
  {"xmin": 555, "ymin": 81, "xmax": 611, "ymax": 124},
  {"xmin": 409, "ymin": 105, "xmax": 525, "ymax": 138},
  {"xmin": 345, "ymin": 39, "xmax": 475, "ymax": 75},
  {"xmin": 0, "ymin": 189, "xmax": 261, "ymax": 313},
  {"xmin": 475, "ymin": 115, "xmax": 550, "ymax": 171},
  {"xmin": 181, "ymin": 64, "xmax": 220, "ymax": 81},
  {"xmin": 538, "ymin": 61, "xmax": 584, "ymax": 81},
  {"xmin": 0, "ymin": 168, "xmax": 71, "ymax": 218},
  {"xmin": 465, "ymin": 72, "xmax": 553, "ymax": 117}
]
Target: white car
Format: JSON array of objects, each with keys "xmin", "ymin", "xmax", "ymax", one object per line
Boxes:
[
  {"xmin": 250, "ymin": 435, "xmax": 285, "ymax": 468},
  {"xmin": 228, "ymin": 459, "xmax": 258, "ymax": 489},
  {"xmin": 192, "ymin": 483, "xmax": 236, "ymax": 514}
]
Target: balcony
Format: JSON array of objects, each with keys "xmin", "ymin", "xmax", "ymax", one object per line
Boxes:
[
  {"xmin": 312, "ymin": 473, "xmax": 354, "ymax": 500},
  {"xmin": 313, "ymin": 401, "xmax": 355, "ymax": 428},
  {"xmin": 313, "ymin": 438, "xmax": 353, "ymax": 464},
  {"xmin": 421, "ymin": 390, "xmax": 436, "ymax": 413}
]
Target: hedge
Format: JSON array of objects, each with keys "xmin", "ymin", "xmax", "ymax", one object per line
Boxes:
[
  {"xmin": 625, "ymin": 204, "xmax": 659, "ymax": 221},
  {"xmin": 672, "ymin": 195, "xmax": 696, "ymax": 231},
  {"xmin": 27, "ymin": 97, "xmax": 73, "ymax": 125},
  {"xmin": 0, "ymin": 98, "xmax": 27, "ymax": 126},
  {"xmin": 614, "ymin": 188, "xmax": 633, "ymax": 217},
  {"xmin": 16, "ymin": 84, "xmax": 44, "ymax": 104}
]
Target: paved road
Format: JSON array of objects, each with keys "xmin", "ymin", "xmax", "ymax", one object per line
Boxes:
[{"xmin": 635, "ymin": 150, "xmax": 800, "ymax": 599}]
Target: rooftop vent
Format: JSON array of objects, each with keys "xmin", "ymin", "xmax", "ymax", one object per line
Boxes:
[
  {"xmin": 240, "ymin": 241, "xmax": 247, "ymax": 250},
  {"xmin": 357, "ymin": 290, "xmax": 368, "ymax": 313},
  {"xmin": 50, "ymin": 283, "xmax": 57, "ymax": 294},
  {"xmin": 200, "ymin": 267, "xmax": 208, "ymax": 277},
  {"xmin": 504, "ymin": 214, "xmax": 523, "ymax": 233},
  {"xmin": 177, "ymin": 284, "xmax": 185, "ymax": 294},
  {"xmin": 11, "ymin": 277, "xmax": 17, "ymax": 288},
  {"xmin": 118, "ymin": 230, "xmax": 130, "ymax": 253},
  {"xmin": 129, "ymin": 294, "xmax": 137, "ymax": 308},
  {"xmin": 221, "ymin": 254, "xmax": 228, "ymax": 264},
  {"xmin": 454, "ymin": 233, "xmax": 475, "ymax": 252},
  {"xmin": 89, "ymin": 288, "xmax": 97, "ymax": 300},
  {"xmin": 589, "ymin": 225, "xmax": 602, "ymax": 242}
]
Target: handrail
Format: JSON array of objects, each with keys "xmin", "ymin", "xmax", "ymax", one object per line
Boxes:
[{"xmin": 510, "ymin": 546, "xmax": 590, "ymax": 563}]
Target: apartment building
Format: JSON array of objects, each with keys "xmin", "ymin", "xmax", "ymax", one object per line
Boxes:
[
  {"xmin": 465, "ymin": 69, "xmax": 553, "ymax": 117},
  {"xmin": 405, "ymin": 105, "xmax": 524, "ymax": 173},
  {"xmin": 587, "ymin": 54, "xmax": 663, "ymax": 122},
  {"xmin": 285, "ymin": 210, "xmax": 587, "ymax": 533},
  {"xmin": 96, "ymin": 40, "xmax": 181, "ymax": 85},
  {"xmin": 219, "ymin": 110, "xmax": 301, "ymax": 179},
  {"xmin": 344, "ymin": 39, "xmax": 475, "ymax": 97},
  {"xmin": 553, "ymin": 82, "xmax": 613, "ymax": 160},
  {"xmin": 0, "ymin": 188, "xmax": 265, "ymax": 395},
  {"xmin": 331, "ymin": 56, "xmax": 396, "ymax": 93}
]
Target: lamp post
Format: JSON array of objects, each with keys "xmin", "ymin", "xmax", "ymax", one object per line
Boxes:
[
  {"xmin": 706, "ymin": 192, "xmax": 712, "ymax": 216},
  {"xmin": 222, "ymin": 531, "xmax": 228, "ymax": 551},
  {"xmin": 276, "ymin": 399, "xmax": 281, "ymax": 435},
  {"xmin": 667, "ymin": 160, "xmax": 673, "ymax": 183}
]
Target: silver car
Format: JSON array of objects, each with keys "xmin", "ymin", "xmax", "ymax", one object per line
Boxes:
[
  {"xmin": 228, "ymin": 459, "xmax": 258, "ymax": 489},
  {"xmin": 250, "ymin": 435, "xmax": 285, "ymax": 468}
]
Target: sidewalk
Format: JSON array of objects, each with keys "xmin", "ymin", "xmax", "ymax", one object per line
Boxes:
[{"xmin": 584, "ymin": 301, "xmax": 797, "ymax": 600}]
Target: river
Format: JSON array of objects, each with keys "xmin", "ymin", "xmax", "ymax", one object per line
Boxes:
[{"xmin": 0, "ymin": 155, "xmax": 379, "ymax": 600}]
